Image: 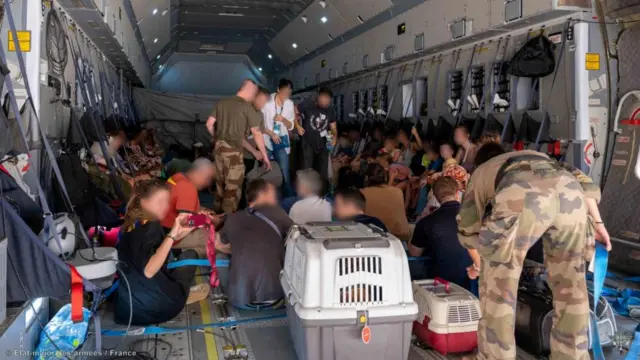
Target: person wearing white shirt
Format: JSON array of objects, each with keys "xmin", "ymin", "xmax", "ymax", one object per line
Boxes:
[
  {"xmin": 261, "ymin": 79, "xmax": 296, "ymax": 197},
  {"xmin": 289, "ymin": 169, "xmax": 332, "ymax": 224}
]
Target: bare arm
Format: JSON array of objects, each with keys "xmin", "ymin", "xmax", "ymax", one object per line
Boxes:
[
  {"xmin": 242, "ymin": 139, "xmax": 258, "ymax": 155},
  {"xmin": 407, "ymin": 243, "xmax": 423, "ymax": 258},
  {"xmin": 206, "ymin": 116, "xmax": 216, "ymax": 136},
  {"xmin": 250, "ymin": 127, "xmax": 270, "ymax": 166},
  {"xmin": 144, "ymin": 236, "xmax": 175, "ymax": 279}
]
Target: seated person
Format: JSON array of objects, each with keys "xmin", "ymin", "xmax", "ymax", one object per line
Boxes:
[
  {"xmin": 124, "ymin": 127, "xmax": 162, "ymax": 175},
  {"xmin": 144, "ymin": 128, "xmax": 164, "ymax": 157},
  {"xmin": 115, "ymin": 179, "xmax": 208, "ymax": 325},
  {"xmin": 289, "ymin": 169, "xmax": 332, "ymax": 224},
  {"xmin": 91, "ymin": 130, "xmax": 126, "ymax": 169},
  {"xmin": 333, "ymin": 188, "xmax": 386, "ymax": 231},
  {"xmin": 215, "ymin": 179, "xmax": 293, "ymax": 309},
  {"xmin": 477, "ymin": 131, "xmax": 501, "ymax": 146},
  {"xmin": 161, "ymin": 158, "xmax": 217, "ymax": 257},
  {"xmin": 360, "ymin": 163, "xmax": 411, "ymax": 241},
  {"xmin": 408, "ymin": 177, "xmax": 474, "ymax": 291},
  {"xmin": 421, "ymin": 158, "xmax": 469, "ymax": 218}
]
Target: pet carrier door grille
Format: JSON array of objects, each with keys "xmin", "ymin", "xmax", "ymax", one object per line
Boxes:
[{"xmin": 335, "ymin": 256, "xmax": 385, "ymax": 306}]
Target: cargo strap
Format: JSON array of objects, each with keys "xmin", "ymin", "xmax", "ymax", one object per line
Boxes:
[
  {"xmin": 102, "ymin": 313, "xmax": 288, "ymax": 336},
  {"xmin": 167, "ymin": 259, "xmax": 230, "ymax": 269},
  {"xmin": 591, "ymin": 242, "xmax": 608, "ymax": 360},
  {"xmin": 626, "ymin": 324, "xmax": 640, "ymax": 360},
  {"xmin": 70, "ymin": 265, "xmax": 84, "ymax": 323},
  {"xmin": 203, "ymin": 216, "xmax": 220, "ymax": 288},
  {"xmin": 2, "ymin": 3, "xmax": 95, "ymax": 252},
  {"xmin": 247, "ymin": 208, "xmax": 281, "ymax": 237}
]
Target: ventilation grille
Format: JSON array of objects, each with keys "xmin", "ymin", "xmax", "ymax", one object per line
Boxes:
[
  {"xmin": 362, "ymin": 54, "xmax": 369, "ymax": 69},
  {"xmin": 342, "ymin": 62, "xmax": 348, "ymax": 75},
  {"xmin": 383, "ymin": 45, "xmax": 394, "ymax": 62},
  {"xmin": 447, "ymin": 304, "xmax": 480, "ymax": 324},
  {"xmin": 335, "ymin": 256, "xmax": 384, "ymax": 306}
]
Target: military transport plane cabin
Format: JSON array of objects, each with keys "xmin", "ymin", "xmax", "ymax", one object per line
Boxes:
[{"xmin": 2, "ymin": 0, "xmax": 640, "ymax": 359}]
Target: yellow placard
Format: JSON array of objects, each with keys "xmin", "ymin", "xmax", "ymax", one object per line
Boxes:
[
  {"xmin": 586, "ymin": 62, "xmax": 600, "ymax": 71},
  {"xmin": 585, "ymin": 53, "xmax": 600, "ymax": 62},
  {"xmin": 8, "ymin": 31, "xmax": 31, "ymax": 52}
]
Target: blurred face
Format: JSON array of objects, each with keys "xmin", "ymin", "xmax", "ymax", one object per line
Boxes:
[
  {"xmin": 454, "ymin": 128, "xmax": 470, "ymax": 146},
  {"xmin": 440, "ymin": 144, "xmax": 454, "ymax": 159},
  {"xmin": 397, "ymin": 131, "xmax": 409, "ymax": 144},
  {"xmin": 338, "ymin": 137, "xmax": 350, "ymax": 147},
  {"xmin": 278, "ymin": 85, "xmax": 292, "ymax": 100},
  {"xmin": 190, "ymin": 167, "xmax": 216, "ymax": 190},
  {"xmin": 140, "ymin": 189, "xmax": 171, "ymax": 220},
  {"xmin": 384, "ymin": 138, "xmax": 397, "ymax": 150},
  {"xmin": 254, "ymin": 183, "xmax": 278, "ymax": 206},
  {"xmin": 427, "ymin": 150, "xmax": 438, "ymax": 161},
  {"xmin": 111, "ymin": 132, "xmax": 126, "ymax": 149},
  {"xmin": 317, "ymin": 94, "xmax": 331, "ymax": 108},
  {"xmin": 253, "ymin": 93, "xmax": 269, "ymax": 111},
  {"xmin": 333, "ymin": 196, "xmax": 357, "ymax": 219}
]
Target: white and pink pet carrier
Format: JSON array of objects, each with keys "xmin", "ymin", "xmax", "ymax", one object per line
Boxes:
[
  {"xmin": 281, "ymin": 222, "xmax": 418, "ymax": 360},
  {"xmin": 412, "ymin": 278, "xmax": 481, "ymax": 355}
]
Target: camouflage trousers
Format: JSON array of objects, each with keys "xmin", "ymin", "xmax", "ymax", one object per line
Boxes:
[
  {"xmin": 213, "ymin": 141, "xmax": 245, "ymax": 214},
  {"xmin": 476, "ymin": 165, "xmax": 593, "ymax": 360}
]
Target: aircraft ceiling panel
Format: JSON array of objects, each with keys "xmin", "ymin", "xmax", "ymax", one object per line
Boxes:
[
  {"xmin": 131, "ymin": 0, "xmax": 172, "ymax": 61},
  {"xmin": 269, "ymin": 0, "xmax": 393, "ymax": 65}
]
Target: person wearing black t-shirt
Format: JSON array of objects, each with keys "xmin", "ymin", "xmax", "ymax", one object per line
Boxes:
[
  {"xmin": 333, "ymin": 188, "xmax": 387, "ymax": 231},
  {"xmin": 408, "ymin": 176, "xmax": 473, "ymax": 290},
  {"xmin": 295, "ymin": 87, "xmax": 337, "ymax": 189},
  {"xmin": 115, "ymin": 180, "xmax": 207, "ymax": 325}
]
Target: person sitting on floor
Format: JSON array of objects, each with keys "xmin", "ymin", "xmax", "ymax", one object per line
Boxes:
[
  {"xmin": 160, "ymin": 158, "xmax": 218, "ymax": 257},
  {"xmin": 333, "ymin": 187, "xmax": 387, "ymax": 231},
  {"xmin": 289, "ymin": 169, "xmax": 332, "ymax": 224},
  {"xmin": 124, "ymin": 127, "xmax": 163, "ymax": 176},
  {"xmin": 115, "ymin": 179, "xmax": 209, "ymax": 326},
  {"xmin": 408, "ymin": 177, "xmax": 475, "ymax": 291},
  {"xmin": 360, "ymin": 163, "xmax": 411, "ymax": 241},
  {"xmin": 215, "ymin": 179, "xmax": 293, "ymax": 310}
]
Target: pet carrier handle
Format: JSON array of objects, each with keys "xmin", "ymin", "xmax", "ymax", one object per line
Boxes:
[
  {"xmin": 434, "ymin": 277, "xmax": 451, "ymax": 293},
  {"xmin": 287, "ymin": 292, "xmax": 296, "ymax": 306}
]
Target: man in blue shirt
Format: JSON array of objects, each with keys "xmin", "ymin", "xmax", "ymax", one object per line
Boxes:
[
  {"xmin": 408, "ymin": 176, "xmax": 472, "ymax": 290},
  {"xmin": 333, "ymin": 188, "xmax": 387, "ymax": 231}
]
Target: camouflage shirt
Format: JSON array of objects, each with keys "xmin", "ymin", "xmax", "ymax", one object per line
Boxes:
[{"xmin": 456, "ymin": 150, "xmax": 601, "ymax": 250}]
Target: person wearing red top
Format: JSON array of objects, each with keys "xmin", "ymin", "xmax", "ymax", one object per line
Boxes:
[{"xmin": 161, "ymin": 158, "xmax": 216, "ymax": 256}]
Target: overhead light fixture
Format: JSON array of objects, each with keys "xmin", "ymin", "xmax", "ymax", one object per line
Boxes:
[
  {"xmin": 292, "ymin": 43, "xmax": 297, "ymax": 48},
  {"xmin": 268, "ymin": 54, "xmax": 273, "ymax": 59},
  {"xmin": 154, "ymin": 38, "xmax": 158, "ymax": 43},
  {"xmin": 319, "ymin": 1, "xmax": 327, "ymax": 9},
  {"xmin": 357, "ymin": 15, "xmax": 364, "ymax": 23},
  {"xmin": 219, "ymin": 12, "xmax": 244, "ymax": 17},
  {"xmin": 259, "ymin": 67, "xmax": 263, "ymax": 71},
  {"xmin": 328, "ymin": 34, "xmax": 333, "ymax": 40},
  {"xmin": 162, "ymin": 9, "xmax": 168, "ymax": 16},
  {"xmin": 156, "ymin": 55, "xmax": 160, "ymax": 59},
  {"xmin": 159, "ymin": 64, "xmax": 163, "ymax": 69},
  {"xmin": 152, "ymin": 8, "xmax": 158, "ymax": 15},
  {"xmin": 321, "ymin": 16, "xmax": 327, "ymax": 23},
  {"xmin": 301, "ymin": 15, "xmax": 308, "ymax": 23}
]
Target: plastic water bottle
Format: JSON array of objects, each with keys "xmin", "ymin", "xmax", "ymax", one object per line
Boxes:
[
  {"xmin": 326, "ymin": 133, "xmax": 334, "ymax": 152},
  {"xmin": 273, "ymin": 121, "xmax": 281, "ymax": 135}
]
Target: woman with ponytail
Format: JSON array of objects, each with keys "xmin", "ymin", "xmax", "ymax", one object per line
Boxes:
[{"xmin": 115, "ymin": 179, "xmax": 208, "ymax": 325}]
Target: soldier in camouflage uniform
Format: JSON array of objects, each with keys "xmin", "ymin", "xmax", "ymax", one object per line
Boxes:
[
  {"xmin": 457, "ymin": 145, "xmax": 610, "ymax": 360},
  {"xmin": 207, "ymin": 80, "xmax": 270, "ymax": 214}
]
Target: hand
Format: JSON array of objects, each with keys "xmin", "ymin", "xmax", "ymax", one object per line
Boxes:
[
  {"xmin": 169, "ymin": 213, "xmax": 195, "ymax": 241},
  {"xmin": 467, "ymin": 265, "xmax": 479, "ymax": 280},
  {"xmin": 430, "ymin": 172, "xmax": 442, "ymax": 180},
  {"xmin": 594, "ymin": 223, "xmax": 612, "ymax": 251},
  {"xmin": 274, "ymin": 114, "xmax": 285, "ymax": 123},
  {"xmin": 253, "ymin": 150, "xmax": 264, "ymax": 161},
  {"xmin": 411, "ymin": 126, "xmax": 419, "ymax": 137},
  {"xmin": 296, "ymin": 126, "xmax": 305, "ymax": 136},
  {"xmin": 270, "ymin": 133, "xmax": 281, "ymax": 144},
  {"xmin": 263, "ymin": 157, "xmax": 272, "ymax": 171},
  {"xmin": 206, "ymin": 117, "xmax": 215, "ymax": 136}
]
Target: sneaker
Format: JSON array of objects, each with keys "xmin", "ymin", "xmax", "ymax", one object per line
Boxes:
[{"xmin": 186, "ymin": 283, "xmax": 210, "ymax": 305}]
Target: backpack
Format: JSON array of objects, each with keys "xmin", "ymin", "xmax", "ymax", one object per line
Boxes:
[
  {"xmin": 508, "ymin": 35, "xmax": 556, "ymax": 78},
  {"xmin": 54, "ymin": 153, "xmax": 96, "ymax": 210}
]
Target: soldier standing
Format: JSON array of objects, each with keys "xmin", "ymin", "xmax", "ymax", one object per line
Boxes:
[
  {"xmin": 206, "ymin": 79, "xmax": 271, "ymax": 214},
  {"xmin": 457, "ymin": 143, "xmax": 611, "ymax": 360}
]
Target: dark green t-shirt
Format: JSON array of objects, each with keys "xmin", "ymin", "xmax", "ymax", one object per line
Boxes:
[
  {"xmin": 243, "ymin": 109, "xmax": 265, "ymax": 159},
  {"xmin": 211, "ymin": 96, "xmax": 263, "ymax": 151}
]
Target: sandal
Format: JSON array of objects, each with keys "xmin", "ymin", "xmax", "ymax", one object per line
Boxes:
[{"xmin": 186, "ymin": 283, "xmax": 210, "ymax": 305}]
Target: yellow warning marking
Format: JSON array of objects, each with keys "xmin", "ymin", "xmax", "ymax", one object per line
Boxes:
[
  {"xmin": 528, "ymin": 29, "xmax": 544, "ymax": 37},
  {"xmin": 585, "ymin": 53, "xmax": 600, "ymax": 71},
  {"xmin": 359, "ymin": 315, "xmax": 367, "ymax": 324},
  {"xmin": 196, "ymin": 276, "xmax": 218, "ymax": 360},
  {"xmin": 475, "ymin": 47, "xmax": 489, "ymax": 53},
  {"xmin": 8, "ymin": 31, "xmax": 31, "ymax": 52}
]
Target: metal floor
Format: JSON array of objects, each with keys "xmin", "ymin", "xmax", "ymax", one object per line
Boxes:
[{"xmin": 92, "ymin": 268, "xmax": 638, "ymax": 360}]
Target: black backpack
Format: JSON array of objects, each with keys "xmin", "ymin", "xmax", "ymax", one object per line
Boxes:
[
  {"xmin": 53, "ymin": 152, "xmax": 96, "ymax": 210},
  {"xmin": 508, "ymin": 35, "xmax": 556, "ymax": 78}
]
